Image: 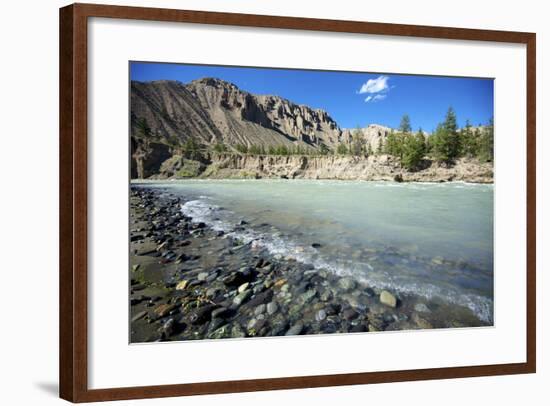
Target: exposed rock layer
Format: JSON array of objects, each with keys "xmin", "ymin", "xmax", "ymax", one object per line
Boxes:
[
  {"xmin": 131, "ymin": 78, "xmax": 345, "ymax": 150},
  {"xmin": 196, "ymin": 154, "xmax": 493, "ymax": 183}
]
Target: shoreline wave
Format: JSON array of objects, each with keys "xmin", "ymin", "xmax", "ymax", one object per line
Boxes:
[{"xmin": 180, "ymin": 199, "xmax": 493, "ymax": 323}]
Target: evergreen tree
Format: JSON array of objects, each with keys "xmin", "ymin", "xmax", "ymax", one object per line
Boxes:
[
  {"xmin": 431, "ymin": 107, "xmax": 460, "ymax": 164},
  {"xmin": 183, "ymin": 137, "xmax": 201, "ymax": 160},
  {"xmin": 213, "ymin": 142, "xmax": 227, "ymax": 153},
  {"xmin": 385, "ymin": 129, "xmax": 404, "ymax": 159},
  {"xmin": 416, "ymin": 128, "xmax": 426, "ymax": 156},
  {"xmin": 234, "ymin": 144, "xmax": 248, "ymax": 154},
  {"xmin": 351, "ymin": 127, "xmax": 364, "ymax": 156},
  {"xmin": 273, "ymin": 145, "xmax": 290, "ymax": 156},
  {"xmin": 399, "ymin": 114, "xmax": 412, "ymax": 134},
  {"xmin": 478, "ymin": 117, "xmax": 494, "ymax": 162},
  {"xmin": 336, "ymin": 143, "xmax": 348, "ymax": 155},
  {"xmin": 401, "ymin": 129, "xmax": 426, "ymax": 170},
  {"xmin": 443, "ymin": 107, "xmax": 458, "ymax": 133},
  {"xmin": 384, "ymin": 130, "xmax": 397, "ymax": 155},
  {"xmin": 460, "ymin": 119, "xmax": 477, "ymax": 157},
  {"xmin": 319, "ymin": 144, "xmax": 330, "ymax": 155}
]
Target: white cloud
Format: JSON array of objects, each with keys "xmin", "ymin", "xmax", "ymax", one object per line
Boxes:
[
  {"xmin": 365, "ymin": 94, "xmax": 387, "ymax": 103},
  {"xmin": 358, "ymin": 75, "xmax": 389, "ymax": 94}
]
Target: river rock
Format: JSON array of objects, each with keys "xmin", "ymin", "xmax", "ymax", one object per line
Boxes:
[
  {"xmin": 324, "ymin": 303, "xmax": 340, "ymax": 315},
  {"xmin": 189, "ymin": 305, "xmax": 216, "ymax": 324},
  {"xmin": 321, "ymin": 322, "xmax": 338, "ymax": 334},
  {"xmin": 414, "ymin": 303, "xmax": 431, "ymax": 313},
  {"xmin": 175, "ymin": 280, "xmax": 188, "ymax": 290},
  {"xmin": 222, "ymin": 272, "xmax": 242, "ymax": 286},
  {"xmin": 380, "ymin": 290, "xmax": 397, "ymax": 307},
  {"xmin": 208, "ymin": 317, "xmax": 226, "ymax": 333},
  {"xmin": 412, "ymin": 312, "xmax": 433, "ymax": 329},
  {"xmin": 197, "ymin": 272, "xmax": 209, "ymax": 282},
  {"xmin": 208, "ymin": 324, "xmax": 231, "ymax": 340},
  {"xmin": 285, "ymin": 321, "xmax": 304, "ymax": 336},
  {"xmin": 342, "ymin": 308, "xmax": 359, "ymax": 321},
  {"xmin": 211, "ymin": 306, "xmax": 230, "ymax": 319},
  {"xmin": 247, "ymin": 318, "xmax": 257, "ymax": 330},
  {"xmin": 254, "ymin": 304, "xmax": 266, "ymax": 316},
  {"xmin": 273, "ymin": 278, "xmax": 287, "ymax": 288},
  {"xmin": 350, "ymin": 323, "xmax": 368, "ymax": 333},
  {"xmin": 253, "ymin": 319, "xmax": 267, "ymax": 333},
  {"xmin": 255, "ymin": 258, "xmax": 266, "ymax": 268},
  {"xmin": 267, "ymin": 301, "xmax": 278, "ymax": 315},
  {"xmin": 432, "ymin": 257, "xmax": 444, "ymax": 265},
  {"xmin": 238, "ymin": 282, "xmax": 250, "ymax": 293},
  {"xmin": 131, "ymin": 283, "xmax": 146, "ymax": 291},
  {"xmin": 231, "ymin": 324, "xmax": 246, "ymax": 338},
  {"xmin": 153, "ymin": 303, "xmax": 177, "ymax": 318},
  {"xmin": 364, "ymin": 287, "xmax": 375, "ymax": 297},
  {"xmin": 233, "ymin": 290, "xmax": 252, "ymax": 306},
  {"xmin": 338, "ymin": 277, "xmax": 357, "ymax": 291},
  {"xmin": 159, "ymin": 318, "xmax": 176, "ymax": 337},
  {"xmin": 247, "ymin": 290, "xmax": 273, "ymax": 307},
  {"xmin": 223, "ymin": 268, "xmax": 256, "ymax": 287},
  {"xmin": 175, "ymin": 253, "xmax": 192, "ymax": 263},
  {"xmin": 253, "ymin": 283, "xmax": 265, "ymax": 295},
  {"xmin": 131, "ymin": 310, "xmax": 148, "ymax": 323},
  {"xmin": 130, "ymin": 234, "xmax": 145, "ymax": 242},
  {"xmin": 315, "ymin": 309, "xmax": 327, "ymax": 322},
  {"xmin": 300, "ymin": 289, "xmax": 317, "ymax": 304},
  {"xmin": 156, "ymin": 241, "xmax": 168, "ymax": 251},
  {"xmin": 205, "ymin": 287, "xmax": 219, "ymax": 298},
  {"xmin": 320, "ymin": 290, "xmax": 333, "ymax": 302}
]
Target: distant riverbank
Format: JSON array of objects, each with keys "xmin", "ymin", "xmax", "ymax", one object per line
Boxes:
[{"xmin": 137, "ymin": 152, "xmax": 493, "ymax": 184}]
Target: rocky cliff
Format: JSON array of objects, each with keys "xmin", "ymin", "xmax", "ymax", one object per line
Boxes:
[
  {"xmin": 341, "ymin": 124, "xmax": 393, "ymax": 152},
  {"xmin": 131, "ymin": 78, "xmax": 343, "ymax": 151}
]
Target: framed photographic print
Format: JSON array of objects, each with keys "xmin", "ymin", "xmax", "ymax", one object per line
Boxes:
[{"xmin": 59, "ymin": 3, "xmax": 536, "ymax": 402}]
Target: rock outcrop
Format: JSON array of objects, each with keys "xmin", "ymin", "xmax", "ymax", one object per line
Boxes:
[
  {"xmin": 131, "ymin": 78, "xmax": 342, "ymax": 151},
  {"xmin": 201, "ymin": 154, "xmax": 493, "ymax": 183},
  {"xmin": 341, "ymin": 124, "xmax": 393, "ymax": 152},
  {"xmin": 131, "ymin": 137, "xmax": 171, "ymax": 179}
]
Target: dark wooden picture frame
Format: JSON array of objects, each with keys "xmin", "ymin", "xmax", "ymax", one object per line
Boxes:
[{"xmin": 59, "ymin": 3, "xmax": 536, "ymax": 402}]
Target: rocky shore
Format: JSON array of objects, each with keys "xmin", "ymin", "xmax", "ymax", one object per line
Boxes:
[{"xmin": 130, "ymin": 186, "xmax": 488, "ymax": 343}]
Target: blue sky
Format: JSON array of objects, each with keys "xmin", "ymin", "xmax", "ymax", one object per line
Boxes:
[{"xmin": 131, "ymin": 62, "xmax": 494, "ymax": 131}]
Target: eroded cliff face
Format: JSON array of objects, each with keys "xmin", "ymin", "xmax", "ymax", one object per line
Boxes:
[
  {"xmin": 202, "ymin": 154, "xmax": 493, "ymax": 183},
  {"xmin": 131, "ymin": 78, "xmax": 343, "ymax": 151},
  {"xmin": 131, "ymin": 137, "xmax": 172, "ymax": 179}
]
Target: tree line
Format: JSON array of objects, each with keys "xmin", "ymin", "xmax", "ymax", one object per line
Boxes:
[
  {"xmin": 228, "ymin": 144, "xmax": 324, "ymax": 156},
  {"xmin": 379, "ymin": 108, "xmax": 493, "ymax": 169},
  {"xmin": 135, "ymin": 107, "xmax": 493, "ymax": 169},
  {"xmin": 333, "ymin": 108, "xmax": 493, "ymax": 169}
]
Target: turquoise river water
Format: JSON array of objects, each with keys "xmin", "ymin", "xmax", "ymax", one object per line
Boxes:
[{"xmin": 135, "ymin": 179, "xmax": 494, "ymax": 323}]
